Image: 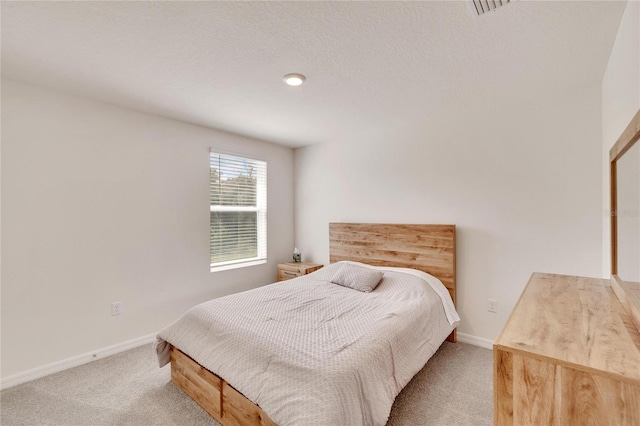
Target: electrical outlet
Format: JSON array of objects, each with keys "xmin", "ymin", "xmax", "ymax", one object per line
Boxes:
[
  {"xmin": 111, "ymin": 301, "xmax": 122, "ymax": 316},
  {"xmin": 488, "ymin": 299, "xmax": 497, "ymax": 313}
]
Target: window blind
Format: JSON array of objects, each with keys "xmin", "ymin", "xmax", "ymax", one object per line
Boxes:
[{"xmin": 210, "ymin": 151, "xmax": 267, "ymax": 269}]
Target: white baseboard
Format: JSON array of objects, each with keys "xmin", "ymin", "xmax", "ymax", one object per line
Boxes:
[
  {"xmin": 457, "ymin": 332, "xmax": 494, "ymax": 350},
  {"xmin": 0, "ymin": 332, "xmax": 157, "ymax": 390},
  {"xmin": 1, "ymin": 331, "xmax": 492, "ymax": 390}
]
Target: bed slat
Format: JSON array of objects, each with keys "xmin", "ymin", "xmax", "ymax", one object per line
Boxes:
[
  {"xmin": 171, "ymin": 348, "xmax": 222, "ymax": 419},
  {"xmin": 222, "ymin": 381, "xmax": 277, "ymax": 426}
]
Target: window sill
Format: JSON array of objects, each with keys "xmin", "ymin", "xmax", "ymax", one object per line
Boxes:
[{"xmin": 210, "ymin": 258, "xmax": 267, "ymax": 273}]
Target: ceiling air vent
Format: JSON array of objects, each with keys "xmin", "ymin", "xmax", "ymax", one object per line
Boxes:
[{"xmin": 472, "ymin": 0, "xmax": 510, "ymax": 16}]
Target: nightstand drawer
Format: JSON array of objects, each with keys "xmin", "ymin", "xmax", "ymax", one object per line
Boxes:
[
  {"xmin": 277, "ymin": 262, "xmax": 323, "ymax": 282},
  {"xmin": 278, "ymin": 269, "xmax": 302, "ymax": 281}
]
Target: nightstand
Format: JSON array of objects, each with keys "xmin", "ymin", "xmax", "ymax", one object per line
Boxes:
[{"xmin": 277, "ymin": 262, "xmax": 323, "ymax": 282}]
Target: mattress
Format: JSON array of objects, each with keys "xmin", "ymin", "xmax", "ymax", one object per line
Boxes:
[{"xmin": 156, "ymin": 261, "xmax": 460, "ymax": 426}]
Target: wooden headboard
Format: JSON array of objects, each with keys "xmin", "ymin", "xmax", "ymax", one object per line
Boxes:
[{"xmin": 329, "ymin": 222, "xmax": 457, "ymax": 307}]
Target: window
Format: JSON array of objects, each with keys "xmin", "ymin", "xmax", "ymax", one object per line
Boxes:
[{"xmin": 210, "ymin": 151, "xmax": 267, "ymax": 271}]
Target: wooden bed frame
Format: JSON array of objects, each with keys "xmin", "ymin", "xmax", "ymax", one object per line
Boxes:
[{"xmin": 169, "ymin": 223, "xmax": 457, "ymax": 425}]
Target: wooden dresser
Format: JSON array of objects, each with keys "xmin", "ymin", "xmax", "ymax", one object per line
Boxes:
[{"xmin": 494, "ymin": 273, "xmax": 640, "ymax": 425}]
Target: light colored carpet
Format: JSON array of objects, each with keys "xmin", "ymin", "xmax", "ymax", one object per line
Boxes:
[{"xmin": 1, "ymin": 341, "xmax": 492, "ymax": 426}]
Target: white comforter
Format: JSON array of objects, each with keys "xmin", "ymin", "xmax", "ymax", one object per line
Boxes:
[{"xmin": 156, "ymin": 261, "xmax": 459, "ymax": 426}]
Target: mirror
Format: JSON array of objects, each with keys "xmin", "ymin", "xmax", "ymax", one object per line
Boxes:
[
  {"xmin": 615, "ymin": 141, "xmax": 640, "ymax": 281},
  {"xmin": 610, "ymin": 109, "xmax": 640, "ymax": 330}
]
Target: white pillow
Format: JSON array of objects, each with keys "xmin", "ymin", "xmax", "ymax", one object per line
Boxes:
[{"xmin": 330, "ymin": 263, "xmax": 384, "ymax": 293}]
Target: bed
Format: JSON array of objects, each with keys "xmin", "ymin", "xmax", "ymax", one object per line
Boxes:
[{"xmin": 156, "ymin": 223, "xmax": 458, "ymax": 426}]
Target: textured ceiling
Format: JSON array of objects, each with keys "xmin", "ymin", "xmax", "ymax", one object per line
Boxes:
[{"xmin": 1, "ymin": 1, "xmax": 627, "ymax": 147}]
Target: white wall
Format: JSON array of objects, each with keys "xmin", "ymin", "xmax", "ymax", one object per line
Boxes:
[
  {"xmin": 294, "ymin": 86, "xmax": 603, "ymax": 341},
  {"xmin": 602, "ymin": 1, "xmax": 640, "ymax": 277},
  {"xmin": 1, "ymin": 80, "xmax": 294, "ymax": 379}
]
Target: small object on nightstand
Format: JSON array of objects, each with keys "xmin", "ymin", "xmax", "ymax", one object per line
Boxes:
[
  {"xmin": 293, "ymin": 247, "xmax": 301, "ymax": 263},
  {"xmin": 277, "ymin": 262, "xmax": 322, "ymax": 282}
]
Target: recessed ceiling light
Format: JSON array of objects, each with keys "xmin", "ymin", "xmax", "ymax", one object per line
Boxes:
[{"xmin": 283, "ymin": 73, "xmax": 306, "ymax": 86}]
